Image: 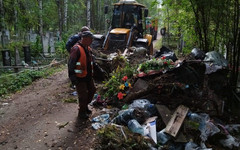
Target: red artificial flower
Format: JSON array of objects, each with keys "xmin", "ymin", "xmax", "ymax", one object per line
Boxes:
[
  {"xmin": 161, "ymin": 56, "xmax": 166, "ymax": 60},
  {"xmin": 164, "ymin": 61, "xmax": 168, "ymax": 65},
  {"xmin": 117, "ymin": 92, "xmax": 124, "ymax": 100},
  {"xmin": 122, "ymin": 76, "xmax": 128, "ymax": 81}
]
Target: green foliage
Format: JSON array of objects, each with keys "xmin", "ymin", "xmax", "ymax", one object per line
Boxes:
[
  {"xmin": 42, "ymin": 1, "xmax": 58, "ymax": 31},
  {"xmin": 6, "ymin": 41, "xmax": 25, "ymax": 57},
  {"xmin": 154, "ymin": 38, "xmax": 162, "ymax": 50},
  {"xmin": 55, "ymin": 40, "xmax": 68, "ymax": 57},
  {"xmin": 0, "ymin": 70, "xmax": 42, "ymax": 96},
  {"xmin": 62, "ymin": 98, "xmax": 77, "ymax": 103},
  {"xmin": 96, "ymin": 125, "xmax": 149, "ymax": 150},
  {"xmin": 138, "ymin": 58, "xmax": 175, "ymax": 73},
  {"xmin": 30, "ymin": 35, "xmax": 42, "ymax": 57},
  {"xmin": 0, "ymin": 65, "xmax": 65, "ymax": 97},
  {"xmin": 100, "ymin": 62, "xmax": 137, "ymax": 101}
]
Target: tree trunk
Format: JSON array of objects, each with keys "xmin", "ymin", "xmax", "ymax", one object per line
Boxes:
[
  {"xmin": 38, "ymin": 0, "xmax": 44, "ymax": 53},
  {"xmin": 64, "ymin": 0, "xmax": 68, "ymax": 31},
  {"xmin": 87, "ymin": 0, "xmax": 91, "ymax": 28},
  {"xmin": 0, "ymin": 0, "xmax": 3, "ymax": 29},
  {"xmin": 56, "ymin": 0, "xmax": 63, "ymax": 40},
  {"xmin": 0, "ymin": 0, "xmax": 4, "ymax": 47},
  {"xmin": 14, "ymin": 0, "xmax": 19, "ymax": 36}
]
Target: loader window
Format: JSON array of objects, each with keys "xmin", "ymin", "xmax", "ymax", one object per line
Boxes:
[
  {"xmin": 124, "ymin": 12, "xmax": 135, "ymax": 28},
  {"xmin": 112, "ymin": 6, "xmax": 121, "ymax": 28},
  {"xmin": 112, "ymin": 4, "xmax": 144, "ymax": 30}
]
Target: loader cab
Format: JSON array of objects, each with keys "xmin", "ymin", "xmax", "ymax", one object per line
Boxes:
[{"xmin": 112, "ymin": 1, "xmax": 148, "ymax": 36}]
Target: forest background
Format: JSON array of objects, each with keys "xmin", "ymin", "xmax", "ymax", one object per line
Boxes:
[{"xmin": 0, "ymin": 0, "xmax": 239, "ymax": 93}]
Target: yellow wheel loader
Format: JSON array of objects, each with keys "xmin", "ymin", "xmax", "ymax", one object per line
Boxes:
[{"xmin": 93, "ymin": 0, "xmax": 153, "ymax": 55}]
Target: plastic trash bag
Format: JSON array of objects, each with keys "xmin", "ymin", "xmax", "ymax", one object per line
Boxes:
[
  {"xmin": 188, "ymin": 112, "xmax": 220, "ymax": 141},
  {"xmin": 157, "ymin": 128, "xmax": 171, "ymax": 145},
  {"xmin": 185, "ymin": 141, "xmax": 212, "ymax": 150},
  {"xmin": 200, "ymin": 121, "xmax": 220, "ymax": 141},
  {"xmin": 129, "ymin": 99, "xmax": 151, "ymax": 109},
  {"xmin": 112, "ymin": 108, "xmax": 150, "ymax": 125},
  {"xmin": 204, "ymin": 51, "xmax": 228, "ymax": 74},
  {"xmin": 129, "ymin": 99, "xmax": 157, "ymax": 117},
  {"xmin": 144, "ymin": 104, "xmax": 157, "ymax": 116},
  {"xmin": 190, "ymin": 48, "xmax": 206, "ymax": 60},
  {"xmin": 154, "ymin": 46, "xmax": 178, "ymax": 62},
  {"xmin": 225, "ymin": 124, "xmax": 240, "ymax": 135},
  {"xmin": 111, "ymin": 109, "xmax": 136, "ymax": 125},
  {"xmin": 204, "ymin": 51, "xmax": 228, "ymax": 67},
  {"xmin": 220, "ymin": 134, "xmax": 240, "ymax": 149},
  {"xmin": 127, "ymin": 119, "xmax": 146, "ymax": 136}
]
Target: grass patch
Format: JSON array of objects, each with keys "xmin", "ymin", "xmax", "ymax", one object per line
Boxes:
[
  {"xmin": 0, "ymin": 64, "xmax": 65, "ymax": 98},
  {"xmin": 154, "ymin": 38, "xmax": 163, "ymax": 50},
  {"xmin": 62, "ymin": 98, "xmax": 77, "ymax": 103}
]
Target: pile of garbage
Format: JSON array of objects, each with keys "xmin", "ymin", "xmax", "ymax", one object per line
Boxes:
[{"xmin": 91, "ymin": 46, "xmax": 240, "ymax": 149}]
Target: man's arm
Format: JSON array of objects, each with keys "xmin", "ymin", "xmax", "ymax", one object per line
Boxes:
[{"xmin": 68, "ymin": 46, "xmax": 80, "ymax": 85}]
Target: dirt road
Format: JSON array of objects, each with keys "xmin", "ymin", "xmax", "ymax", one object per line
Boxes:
[{"xmin": 0, "ymin": 69, "xmax": 96, "ymax": 150}]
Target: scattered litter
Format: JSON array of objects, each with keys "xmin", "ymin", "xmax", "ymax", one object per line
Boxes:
[
  {"xmin": 157, "ymin": 128, "xmax": 171, "ymax": 145},
  {"xmin": 154, "ymin": 46, "xmax": 178, "ymax": 62},
  {"xmin": 2, "ymin": 103, "xmax": 9, "ymax": 106},
  {"xmin": 225, "ymin": 124, "xmax": 240, "ymax": 135},
  {"xmin": 188, "ymin": 112, "xmax": 220, "ymax": 141},
  {"xmin": 129, "ymin": 99, "xmax": 151, "ymax": 109},
  {"xmin": 56, "ymin": 122, "xmax": 69, "ymax": 130},
  {"xmin": 91, "ymin": 114, "xmax": 110, "ymax": 130},
  {"xmin": 185, "ymin": 141, "xmax": 212, "ymax": 150},
  {"xmin": 127, "ymin": 119, "xmax": 147, "ymax": 136},
  {"xmin": 190, "ymin": 48, "xmax": 205, "ymax": 60},
  {"xmin": 70, "ymin": 91, "xmax": 77, "ymax": 96},
  {"xmin": 220, "ymin": 134, "xmax": 240, "ymax": 149}
]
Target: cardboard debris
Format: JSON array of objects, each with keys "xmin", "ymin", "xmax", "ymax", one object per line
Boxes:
[
  {"xmin": 156, "ymin": 104, "xmax": 188, "ymax": 142},
  {"xmin": 165, "ymin": 105, "xmax": 189, "ymax": 137},
  {"xmin": 155, "ymin": 104, "xmax": 172, "ymax": 125}
]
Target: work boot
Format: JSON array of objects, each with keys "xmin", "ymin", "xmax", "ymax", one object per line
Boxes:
[
  {"xmin": 86, "ymin": 108, "xmax": 92, "ymax": 115},
  {"xmin": 78, "ymin": 111, "xmax": 89, "ymax": 119}
]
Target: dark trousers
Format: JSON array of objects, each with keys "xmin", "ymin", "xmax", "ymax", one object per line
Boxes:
[{"xmin": 76, "ymin": 78, "xmax": 96, "ymax": 113}]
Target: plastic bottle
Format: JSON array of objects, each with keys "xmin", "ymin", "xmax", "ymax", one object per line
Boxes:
[
  {"xmin": 157, "ymin": 128, "xmax": 171, "ymax": 145},
  {"xmin": 128, "ymin": 119, "xmax": 145, "ymax": 136}
]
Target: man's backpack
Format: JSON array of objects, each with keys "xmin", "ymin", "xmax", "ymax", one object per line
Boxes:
[{"xmin": 66, "ymin": 34, "xmax": 81, "ymax": 53}]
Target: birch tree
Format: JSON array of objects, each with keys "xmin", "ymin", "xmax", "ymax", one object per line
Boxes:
[
  {"xmin": 0, "ymin": 0, "xmax": 4, "ymax": 46},
  {"xmin": 87, "ymin": 0, "xmax": 91, "ymax": 28},
  {"xmin": 38, "ymin": 0, "xmax": 43, "ymax": 50},
  {"xmin": 64, "ymin": 0, "xmax": 68, "ymax": 30}
]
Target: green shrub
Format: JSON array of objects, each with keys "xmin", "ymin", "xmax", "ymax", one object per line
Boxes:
[{"xmin": 0, "ymin": 65, "xmax": 64, "ymax": 97}]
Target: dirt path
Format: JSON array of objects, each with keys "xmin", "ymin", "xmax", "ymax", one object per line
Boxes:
[{"xmin": 0, "ymin": 68, "xmax": 96, "ymax": 150}]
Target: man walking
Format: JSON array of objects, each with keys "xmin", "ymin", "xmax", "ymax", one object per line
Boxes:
[{"xmin": 68, "ymin": 31, "xmax": 96, "ymax": 119}]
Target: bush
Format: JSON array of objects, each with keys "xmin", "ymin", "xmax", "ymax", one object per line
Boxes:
[{"xmin": 0, "ymin": 65, "xmax": 64, "ymax": 97}]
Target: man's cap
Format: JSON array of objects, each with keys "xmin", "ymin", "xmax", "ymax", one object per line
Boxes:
[
  {"xmin": 81, "ymin": 31, "xmax": 94, "ymax": 38},
  {"xmin": 81, "ymin": 26, "xmax": 90, "ymax": 32}
]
